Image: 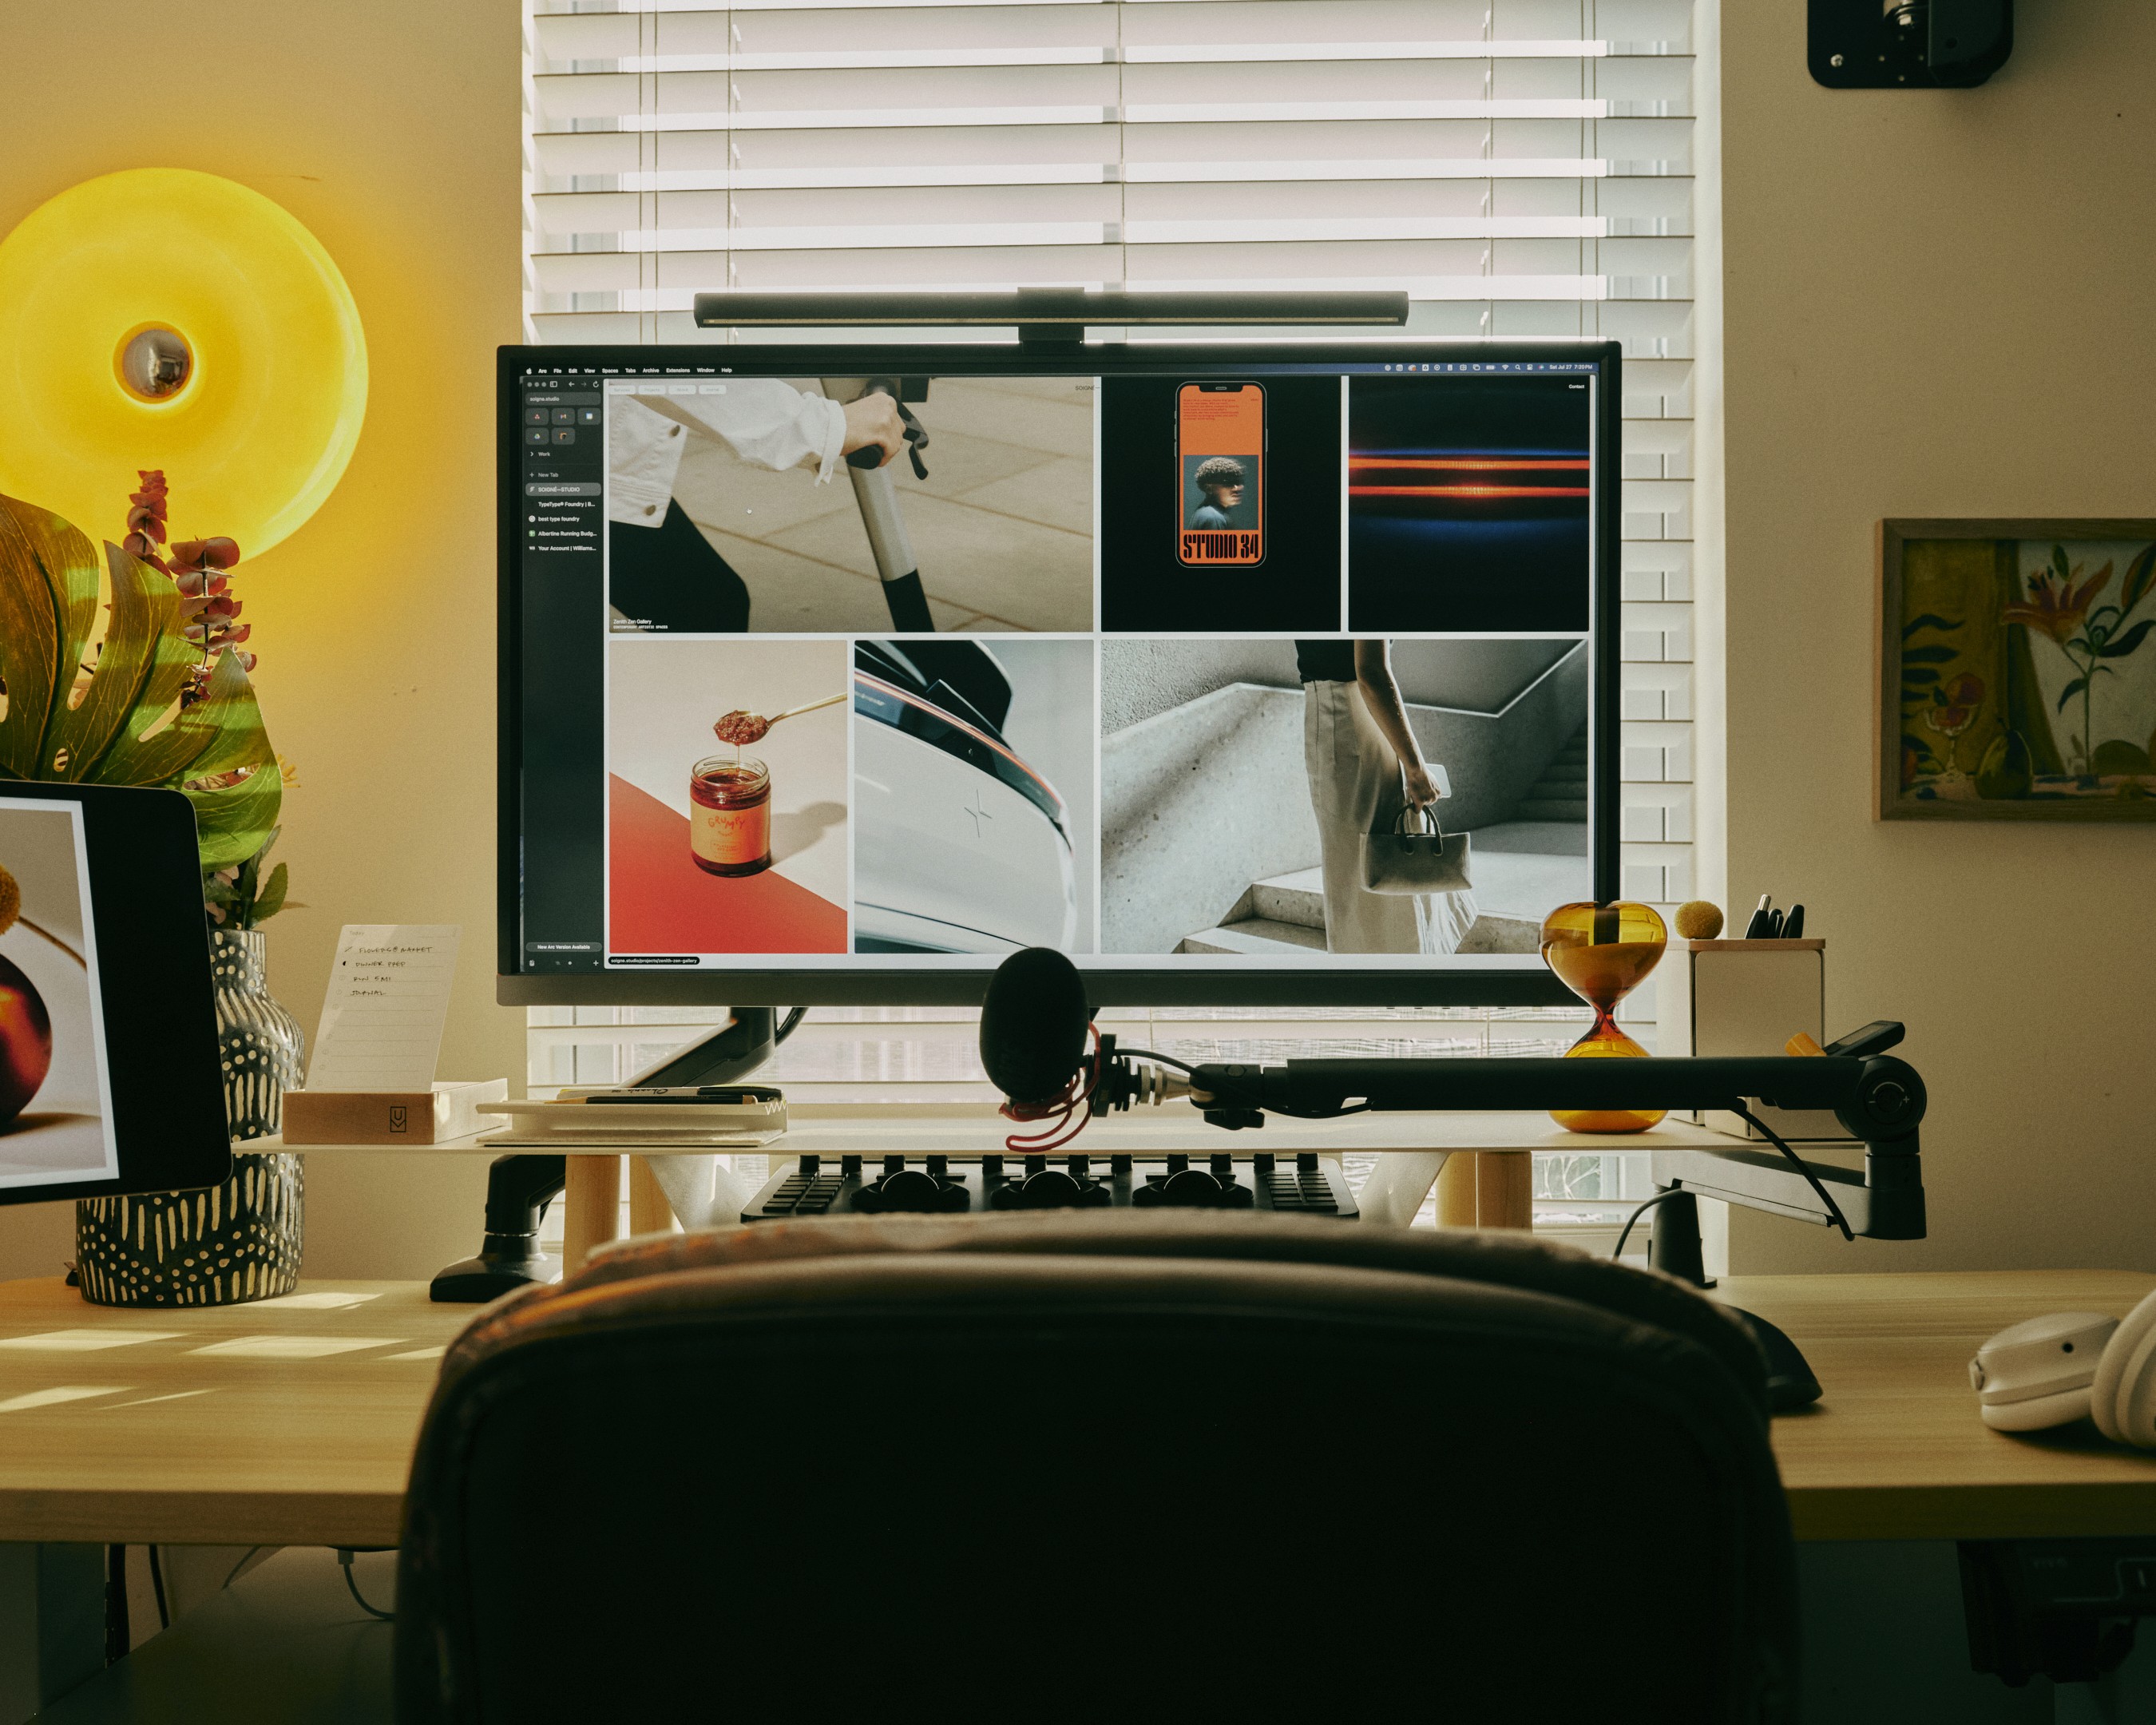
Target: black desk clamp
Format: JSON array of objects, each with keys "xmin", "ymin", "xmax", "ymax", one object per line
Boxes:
[{"xmin": 429, "ymin": 1008, "xmax": 794, "ymax": 1303}]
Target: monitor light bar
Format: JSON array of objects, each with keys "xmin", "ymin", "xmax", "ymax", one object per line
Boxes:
[{"xmin": 691, "ymin": 288, "xmax": 1411, "ymax": 343}]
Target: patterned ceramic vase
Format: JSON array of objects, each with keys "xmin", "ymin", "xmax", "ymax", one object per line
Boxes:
[{"xmin": 73, "ymin": 928, "xmax": 306, "ymax": 1306}]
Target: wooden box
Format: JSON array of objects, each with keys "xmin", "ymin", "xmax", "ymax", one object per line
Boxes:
[{"xmin": 280, "ymin": 1079, "xmax": 509, "ymax": 1146}]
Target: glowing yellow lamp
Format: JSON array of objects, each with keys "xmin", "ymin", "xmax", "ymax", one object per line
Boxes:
[{"xmin": 0, "ymin": 169, "xmax": 367, "ymax": 557}]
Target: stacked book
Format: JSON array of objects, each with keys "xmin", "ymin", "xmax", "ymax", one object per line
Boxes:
[{"xmin": 475, "ymin": 1086, "xmax": 787, "ymax": 1150}]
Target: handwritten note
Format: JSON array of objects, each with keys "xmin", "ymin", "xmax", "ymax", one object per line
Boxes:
[{"xmin": 306, "ymin": 925, "xmax": 461, "ymax": 1092}]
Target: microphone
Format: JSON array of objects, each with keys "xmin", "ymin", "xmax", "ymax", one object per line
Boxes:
[{"xmin": 978, "ymin": 947, "xmax": 1093, "ymax": 1109}]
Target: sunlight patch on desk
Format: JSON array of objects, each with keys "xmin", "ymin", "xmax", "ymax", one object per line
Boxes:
[
  {"xmin": 0, "ymin": 1329, "xmax": 182, "ymax": 1350},
  {"xmin": 187, "ymin": 1335, "xmax": 403, "ymax": 1359},
  {"xmin": 104, "ymin": 1389, "xmax": 216, "ymax": 1410},
  {"xmin": 0, "ymin": 1386, "xmax": 129, "ymax": 1413},
  {"xmin": 250, "ymin": 1291, "xmax": 385, "ymax": 1311}
]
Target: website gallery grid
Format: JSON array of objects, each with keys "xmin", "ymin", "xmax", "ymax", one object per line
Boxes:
[{"xmin": 511, "ymin": 350, "xmax": 1606, "ymax": 976}]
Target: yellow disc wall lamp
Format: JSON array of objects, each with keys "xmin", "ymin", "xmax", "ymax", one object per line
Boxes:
[{"xmin": 0, "ymin": 169, "xmax": 367, "ymax": 555}]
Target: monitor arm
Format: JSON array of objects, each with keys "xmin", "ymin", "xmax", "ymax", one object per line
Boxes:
[{"xmin": 1179, "ymin": 1049, "xmax": 1928, "ymax": 1242}]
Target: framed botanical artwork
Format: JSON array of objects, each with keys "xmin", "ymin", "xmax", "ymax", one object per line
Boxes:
[{"xmin": 1878, "ymin": 520, "xmax": 2156, "ymax": 820}]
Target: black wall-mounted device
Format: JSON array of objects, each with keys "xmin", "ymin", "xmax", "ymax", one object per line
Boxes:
[{"xmin": 1810, "ymin": 0, "xmax": 2012, "ymax": 89}]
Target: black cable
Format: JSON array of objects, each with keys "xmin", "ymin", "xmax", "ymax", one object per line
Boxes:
[
  {"xmin": 1115, "ymin": 1045, "xmax": 1197, "ymax": 1076},
  {"xmin": 148, "ymin": 1545, "xmax": 168, "ymax": 1630},
  {"xmin": 774, "ymin": 1007, "xmax": 807, "ymax": 1046},
  {"xmin": 104, "ymin": 1545, "xmax": 129, "ymax": 1664},
  {"xmin": 1611, "ymin": 1188, "xmax": 1691, "ymax": 1263},
  {"xmin": 1731, "ymin": 1101, "xmax": 1854, "ymax": 1241},
  {"xmin": 223, "ymin": 1546, "xmax": 264, "ymax": 1589},
  {"xmin": 1116, "ymin": 1047, "xmax": 1369, "ymax": 1120},
  {"xmin": 338, "ymin": 1549, "xmax": 395, "ymax": 1622}
]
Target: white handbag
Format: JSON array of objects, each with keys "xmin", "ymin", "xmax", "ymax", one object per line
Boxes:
[{"xmin": 1360, "ymin": 797, "xmax": 1472, "ymax": 896}]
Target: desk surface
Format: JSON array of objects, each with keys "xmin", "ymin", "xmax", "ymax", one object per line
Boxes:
[
  {"xmin": 0, "ymin": 1279, "xmax": 466, "ymax": 1547},
  {"xmin": 0, "ymin": 1267, "xmax": 2149, "ymax": 1549},
  {"xmin": 1727, "ymin": 1269, "xmax": 2156, "ymax": 1541}
]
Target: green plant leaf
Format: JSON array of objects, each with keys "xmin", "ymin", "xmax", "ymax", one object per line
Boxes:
[
  {"xmin": 168, "ymin": 649, "xmax": 275, "ymax": 781},
  {"xmin": 1901, "ymin": 644, "xmax": 1960, "ymax": 664},
  {"xmin": 1902, "ymin": 667, "xmax": 1942, "ymax": 686},
  {"xmin": 0, "ymin": 504, "xmax": 63, "ymax": 778},
  {"xmin": 252, "ymin": 861, "xmax": 289, "ymax": 923},
  {"xmin": 184, "ymin": 764, "xmax": 282, "ymax": 872},
  {"xmin": 57, "ymin": 543, "xmax": 193, "ymax": 782},
  {"xmin": 0, "ymin": 495, "xmax": 103, "ymax": 775},
  {"xmin": 2097, "ymin": 618, "xmax": 2156, "ymax": 660},
  {"xmin": 2124, "ymin": 543, "xmax": 2156, "ymax": 617},
  {"xmin": 1902, "ymin": 613, "xmax": 1962, "ymax": 637},
  {"xmin": 2053, "ymin": 544, "xmax": 2073, "ymax": 584},
  {"xmin": 2057, "ymin": 675, "xmax": 2089, "ymax": 713},
  {"xmin": 0, "ymin": 491, "xmax": 280, "ymax": 872}
]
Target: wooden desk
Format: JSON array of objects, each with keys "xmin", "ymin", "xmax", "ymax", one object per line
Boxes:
[
  {"xmin": 0, "ymin": 1279, "xmax": 466, "ymax": 1548},
  {"xmin": 0, "ymin": 1268, "xmax": 2149, "ymax": 1552},
  {"xmin": 1726, "ymin": 1269, "xmax": 2156, "ymax": 1542}
]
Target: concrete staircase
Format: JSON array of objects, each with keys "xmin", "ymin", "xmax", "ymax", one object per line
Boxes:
[
  {"xmin": 1512, "ymin": 727, "xmax": 1589, "ymax": 822},
  {"xmin": 1179, "ymin": 870, "xmax": 1331, "ymax": 955},
  {"xmin": 1177, "ymin": 851, "xmax": 1576, "ymax": 958}
]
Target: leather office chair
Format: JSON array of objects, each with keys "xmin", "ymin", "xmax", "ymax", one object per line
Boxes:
[{"xmin": 396, "ymin": 1214, "xmax": 1796, "ymax": 1723}]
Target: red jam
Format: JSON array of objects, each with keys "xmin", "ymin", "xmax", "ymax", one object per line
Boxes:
[
  {"xmin": 688, "ymin": 755, "xmax": 771, "ymax": 876},
  {"xmin": 713, "ymin": 710, "xmax": 771, "ymax": 746}
]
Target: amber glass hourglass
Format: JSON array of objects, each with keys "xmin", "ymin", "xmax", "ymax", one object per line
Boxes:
[{"xmin": 1539, "ymin": 900, "xmax": 1668, "ymax": 1133}]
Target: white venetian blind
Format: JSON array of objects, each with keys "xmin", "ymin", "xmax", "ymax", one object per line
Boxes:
[{"xmin": 518, "ymin": 0, "xmax": 1703, "ymax": 1231}]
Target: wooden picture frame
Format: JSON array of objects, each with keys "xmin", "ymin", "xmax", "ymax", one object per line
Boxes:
[{"xmin": 1877, "ymin": 519, "xmax": 2156, "ymax": 821}]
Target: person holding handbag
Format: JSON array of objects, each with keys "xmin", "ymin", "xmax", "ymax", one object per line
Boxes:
[{"xmin": 1296, "ymin": 639, "xmax": 1479, "ymax": 954}]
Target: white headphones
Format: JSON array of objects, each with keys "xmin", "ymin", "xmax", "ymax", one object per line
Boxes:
[{"xmin": 1969, "ymin": 1288, "xmax": 2156, "ymax": 1447}]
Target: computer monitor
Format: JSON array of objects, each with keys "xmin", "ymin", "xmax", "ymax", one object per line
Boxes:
[{"xmin": 498, "ymin": 339, "xmax": 1620, "ymax": 1007}]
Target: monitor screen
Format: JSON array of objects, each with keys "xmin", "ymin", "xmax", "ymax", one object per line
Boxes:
[
  {"xmin": 499, "ymin": 340, "xmax": 1619, "ymax": 1006},
  {"xmin": 0, "ymin": 782, "xmax": 228, "ymax": 1207}
]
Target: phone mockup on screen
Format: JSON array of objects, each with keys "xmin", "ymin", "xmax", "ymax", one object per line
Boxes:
[{"xmin": 1176, "ymin": 382, "xmax": 1264, "ymax": 566}]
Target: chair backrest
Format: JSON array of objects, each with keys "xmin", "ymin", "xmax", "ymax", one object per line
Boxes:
[{"xmin": 396, "ymin": 1215, "xmax": 1795, "ymax": 1725}]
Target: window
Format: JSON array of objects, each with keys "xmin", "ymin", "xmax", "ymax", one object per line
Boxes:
[{"xmin": 520, "ymin": 0, "xmax": 1703, "ymax": 1239}]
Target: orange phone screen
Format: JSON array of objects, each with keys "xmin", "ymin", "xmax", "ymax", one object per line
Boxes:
[{"xmin": 1177, "ymin": 383, "xmax": 1264, "ymax": 566}]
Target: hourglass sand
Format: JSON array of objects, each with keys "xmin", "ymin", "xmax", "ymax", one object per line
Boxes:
[{"xmin": 1539, "ymin": 899, "xmax": 1668, "ymax": 1133}]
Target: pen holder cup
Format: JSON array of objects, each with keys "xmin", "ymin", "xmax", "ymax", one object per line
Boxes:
[{"xmin": 1658, "ymin": 938, "xmax": 1841, "ymax": 1142}]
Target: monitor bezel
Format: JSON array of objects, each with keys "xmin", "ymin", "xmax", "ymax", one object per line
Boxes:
[
  {"xmin": 497, "ymin": 338, "xmax": 1622, "ymax": 1007},
  {"xmin": 0, "ymin": 782, "xmax": 231, "ymax": 1207}
]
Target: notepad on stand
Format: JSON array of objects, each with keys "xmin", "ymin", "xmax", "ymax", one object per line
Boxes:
[{"xmin": 281, "ymin": 924, "xmax": 506, "ymax": 1145}]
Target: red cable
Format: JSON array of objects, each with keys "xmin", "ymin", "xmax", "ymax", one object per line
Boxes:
[{"xmin": 999, "ymin": 1025, "xmax": 1101, "ymax": 1154}]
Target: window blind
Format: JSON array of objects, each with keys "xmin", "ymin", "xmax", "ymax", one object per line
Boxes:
[{"xmin": 519, "ymin": 0, "xmax": 1702, "ymax": 1231}]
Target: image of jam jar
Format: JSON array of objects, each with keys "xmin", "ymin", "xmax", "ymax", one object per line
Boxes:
[{"xmin": 688, "ymin": 754, "xmax": 773, "ymax": 876}]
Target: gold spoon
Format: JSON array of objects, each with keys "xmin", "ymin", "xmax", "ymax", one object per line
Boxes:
[{"xmin": 762, "ymin": 692, "xmax": 846, "ymax": 728}]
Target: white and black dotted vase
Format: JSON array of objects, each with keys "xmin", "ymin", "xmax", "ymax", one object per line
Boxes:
[{"xmin": 74, "ymin": 928, "xmax": 307, "ymax": 1307}]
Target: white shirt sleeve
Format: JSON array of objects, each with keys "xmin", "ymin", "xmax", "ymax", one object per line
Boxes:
[
  {"xmin": 606, "ymin": 383, "xmax": 850, "ymax": 529},
  {"xmin": 606, "ymin": 396, "xmax": 685, "ymax": 528}
]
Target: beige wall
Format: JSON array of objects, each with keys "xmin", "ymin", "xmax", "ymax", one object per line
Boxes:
[
  {"xmin": 1, "ymin": 1, "xmax": 2143, "ymax": 1283},
  {"xmin": 1718, "ymin": 3, "xmax": 2156, "ymax": 1272},
  {"xmin": 0, "ymin": 0, "xmax": 521, "ymax": 1281}
]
